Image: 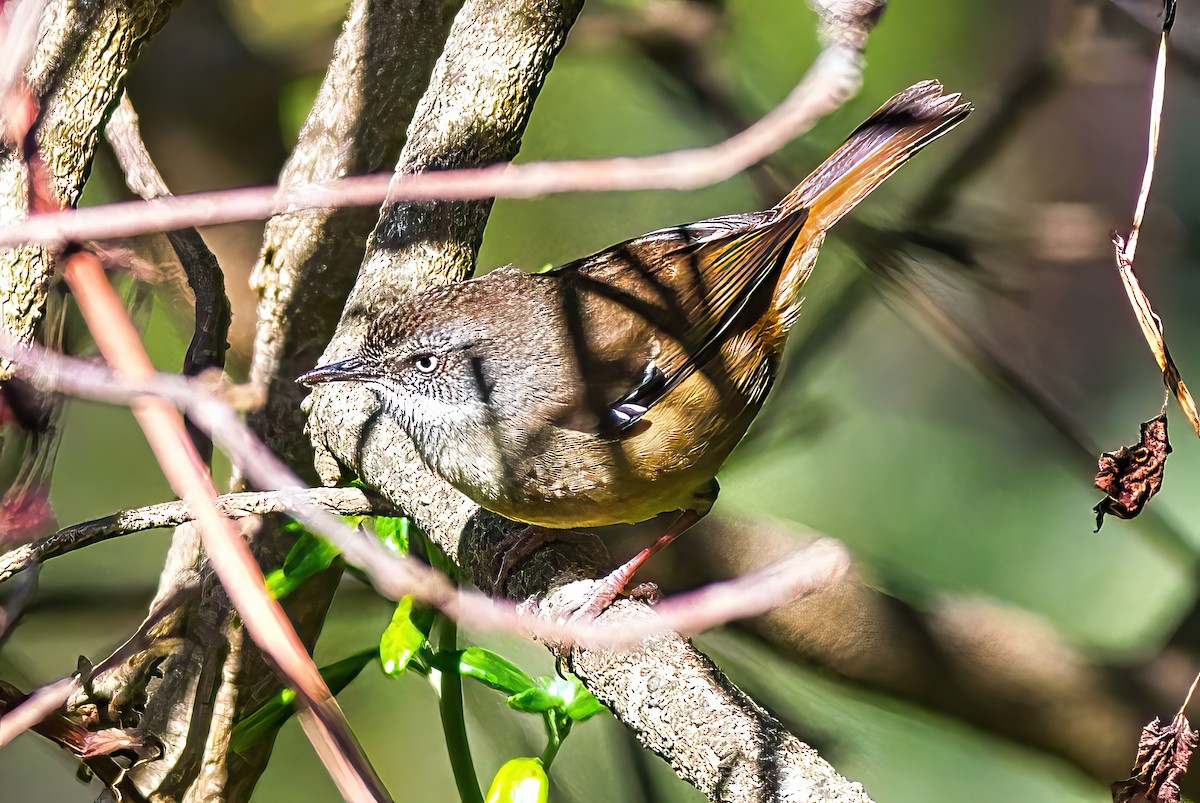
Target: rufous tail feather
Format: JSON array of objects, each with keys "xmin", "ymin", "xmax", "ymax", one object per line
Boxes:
[{"xmin": 771, "ymin": 80, "xmax": 971, "ymax": 329}]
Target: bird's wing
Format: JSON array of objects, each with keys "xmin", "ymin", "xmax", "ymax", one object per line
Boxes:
[{"xmin": 547, "ymin": 210, "xmax": 806, "ymax": 435}]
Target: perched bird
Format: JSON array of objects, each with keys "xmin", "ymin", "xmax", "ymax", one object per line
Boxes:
[{"xmin": 301, "ymin": 81, "xmax": 971, "ymax": 610}]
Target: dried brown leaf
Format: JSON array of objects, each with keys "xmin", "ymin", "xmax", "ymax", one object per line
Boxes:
[
  {"xmin": 1113, "ymin": 238, "xmax": 1200, "ymax": 438},
  {"xmin": 1094, "ymin": 412, "xmax": 1171, "ymax": 530},
  {"xmin": 1112, "ymin": 712, "xmax": 1198, "ymax": 803}
]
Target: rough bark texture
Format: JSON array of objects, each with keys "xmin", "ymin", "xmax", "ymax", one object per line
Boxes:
[
  {"xmin": 123, "ymin": 2, "xmax": 459, "ymax": 800},
  {"xmin": 248, "ymin": 0, "xmax": 462, "ymax": 473},
  {"xmin": 305, "ymin": 1, "xmax": 876, "ymax": 800},
  {"xmin": 0, "ymin": 0, "xmax": 181, "ymax": 379}
]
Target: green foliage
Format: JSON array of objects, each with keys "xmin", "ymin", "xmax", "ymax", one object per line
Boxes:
[
  {"xmin": 267, "ymin": 515, "xmax": 413, "ymax": 600},
  {"xmin": 449, "ymin": 647, "xmax": 605, "ymax": 767},
  {"xmin": 265, "ymin": 522, "xmax": 341, "ymax": 599},
  {"xmin": 456, "ymin": 647, "xmax": 538, "ymax": 696},
  {"xmin": 373, "ymin": 516, "xmax": 412, "ymax": 556},
  {"xmin": 454, "ymin": 646, "xmax": 603, "ymax": 720},
  {"xmin": 379, "ymin": 596, "xmax": 435, "ymax": 677}
]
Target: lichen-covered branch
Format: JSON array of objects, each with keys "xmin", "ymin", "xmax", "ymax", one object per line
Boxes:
[
  {"xmin": 305, "ymin": 1, "xmax": 883, "ymax": 800},
  {"xmin": 0, "ymin": 0, "xmax": 181, "ymax": 379}
]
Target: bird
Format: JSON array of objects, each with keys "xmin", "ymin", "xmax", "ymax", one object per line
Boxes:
[{"xmin": 299, "ymin": 80, "xmax": 971, "ymax": 612}]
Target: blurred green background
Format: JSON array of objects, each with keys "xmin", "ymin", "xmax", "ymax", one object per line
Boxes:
[{"xmin": 4, "ymin": 0, "xmax": 1199, "ymax": 800}]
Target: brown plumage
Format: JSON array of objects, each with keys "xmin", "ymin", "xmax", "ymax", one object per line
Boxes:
[{"xmin": 301, "ymin": 81, "xmax": 970, "ymax": 602}]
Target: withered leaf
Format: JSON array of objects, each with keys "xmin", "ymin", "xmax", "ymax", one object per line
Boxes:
[
  {"xmin": 1112, "ymin": 712, "xmax": 1198, "ymax": 803},
  {"xmin": 1094, "ymin": 413, "xmax": 1171, "ymax": 531}
]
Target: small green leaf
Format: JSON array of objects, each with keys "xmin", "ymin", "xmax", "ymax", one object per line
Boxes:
[
  {"xmin": 229, "ymin": 650, "xmax": 373, "ymax": 753},
  {"xmin": 373, "ymin": 516, "xmax": 411, "ymax": 555},
  {"xmin": 484, "ymin": 757, "xmax": 548, "ymax": 803},
  {"xmin": 265, "ymin": 527, "xmax": 340, "ymax": 599},
  {"xmin": 506, "ymin": 687, "xmax": 562, "ymax": 714},
  {"xmin": 543, "ymin": 676, "xmax": 605, "ymax": 722},
  {"xmin": 379, "ymin": 596, "xmax": 432, "ymax": 676},
  {"xmin": 457, "ymin": 648, "xmax": 537, "ymax": 696},
  {"xmin": 564, "ymin": 691, "xmax": 605, "ymax": 722}
]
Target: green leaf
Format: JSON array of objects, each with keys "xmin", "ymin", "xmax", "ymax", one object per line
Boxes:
[
  {"xmin": 543, "ymin": 676, "xmax": 606, "ymax": 722},
  {"xmin": 373, "ymin": 516, "xmax": 411, "ymax": 555},
  {"xmin": 265, "ymin": 526, "xmax": 340, "ymax": 599},
  {"xmin": 456, "ymin": 648, "xmax": 537, "ymax": 697},
  {"xmin": 484, "ymin": 757, "xmax": 548, "ymax": 803},
  {"xmin": 229, "ymin": 650, "xmax": 373, "ymax": 754},
  {"xmin": 506, "ymin": 687, "xmax": 562, "ymax": 715},
  {"xmin": 379, "ymin": 596, "xmax": 433, "ymax": 676}
]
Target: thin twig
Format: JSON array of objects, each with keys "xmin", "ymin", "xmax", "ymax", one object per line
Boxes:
[
  {"xmin": 0, "ymin": 676, "xmax": 76, "ymax": 750},
  {"xmin": 104, "ymin": 94, "xmax": 231, "ymax": 463},
  {"xmin": 1124, "ymin": 8, "xmax": 1172, "ymax": 264},
  {"xmin": 1178, "ymin": 671, "xmax": 1200, "ymax": 718},
  {"xmin": 0, "ymin": 486, "xmax": 381, "ymax": 582},
  {"xmin": 1111, "ymin": 0, "xmax": 1200, "ymax": 437},
  {"xmin": 0, "ymin": 45, "xmax": 864, "ymax": 249}
]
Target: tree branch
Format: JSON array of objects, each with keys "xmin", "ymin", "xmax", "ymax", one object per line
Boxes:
[
  {"xmin": 121, "ymin": 1, "xmax": 461, "ymax": 800},
  {"xmin": 0, "ymin": 7, "xmax": 873, "ymax": 251},
  {"xmin": 104, "ymin": 93, "xmax": 231, "ymax": 463},
  {"xmin": 0, "ymin": 486, "xmax": 382, "ymax": 583}
]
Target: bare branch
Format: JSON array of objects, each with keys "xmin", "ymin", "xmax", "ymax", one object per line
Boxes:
[
  {"xmin": 1, "ymin": 332, "xmax": 849, "ymax": 649},
  {"xmin": 104, "ymin": 93, "xmax": 231, "ymax": 462},
  {"xmin": 0, "ymin": 486, "xmax": 381, "ymax": 582},
  {"xmin": 0, "ymin": 676, "xmax": 75, "ymax": 750},
  {"xmin": 0, "ymin": 0, "xmax": 183, "ymax": 379}
]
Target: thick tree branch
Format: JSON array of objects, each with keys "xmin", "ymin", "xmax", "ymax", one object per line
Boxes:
[
  {"xmin": 123, "ymin": 1, "xmax": 462, "ymax": 800},
  {"xmin": 305, "ymin": 0, "xmax": 882, "ymax": 800},
  {"xmin": 672, "ymin": 517, "xmax": 1144, "ymax": 783}
]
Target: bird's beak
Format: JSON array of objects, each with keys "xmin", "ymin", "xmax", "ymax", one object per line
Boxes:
[{"xmin": 297, "ymin": 355, "xmax": 371, "ymax": 386}]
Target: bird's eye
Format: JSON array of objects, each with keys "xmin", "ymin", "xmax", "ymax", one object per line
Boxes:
[{"xmin": 413, "ymin": 355, "xmax": 439, "ymax": 374}]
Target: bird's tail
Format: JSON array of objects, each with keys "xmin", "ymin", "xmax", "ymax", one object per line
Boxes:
[{"xmin": 771, "ymin": 80, "xmax": 971, "ymax": 328}]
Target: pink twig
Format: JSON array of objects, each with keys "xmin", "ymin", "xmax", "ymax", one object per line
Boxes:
[
  {"xmin": 0, "ymin": 48, "xmax": 861, "ymax": 248},
  {"xmin": 0, "ymin": 676, "xmax": 76, "ymax": 750},
  {"xmin": 2, "ymin": 330, "xmax": 848, "ymax": 650},
  {"xmin": 61, "ymin": 252, "xmax": 390, "ymax": 803}
]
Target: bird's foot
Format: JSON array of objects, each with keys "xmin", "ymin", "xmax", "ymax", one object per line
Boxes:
[
  {"xmin": 568, "ymin": 568, "xmax": 661, "ymax": 623},
  {"xmin": 492, "ymin": 526, "xmax": 578, "ymax": 598}
]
